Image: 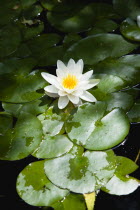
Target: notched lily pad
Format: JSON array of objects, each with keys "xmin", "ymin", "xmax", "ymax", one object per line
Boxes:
[
  {"xmin": 0, "ymin": 112, "xmax": 42, "ymax": 160},
  {"xmin": 66, "ymin": 103, "xmax": 130, "ymax": 150},
  {"xmin": 16, "ymin": 160, "xmax": 69, "ymax": 206},
  {"xmin": 44, "ymin": 149, "xmax": 116, "ymax": 194},
  {"xmin": 0, "ymin": 112, "xmax": 13, "ymax": 135},
  {"xmin": 102, "ymin": 174, "xmax": 140, "ymax": 195},
  {"xmin": 127, "ymin": 100, "xmax": 140, "ymax": 123},
  {"xmin": 120, "ymin": 18, "xmax": 140, "ymax": 42},
  {"xmin": 2, "ymin": 96, "xmax": 52, "ymax": 117},
  {"xmin": 32, "ymin": 134, "xmax": 73, "ymax": 159},
  {"xmin": 64, "ymin": 34, "xmax": 138, "ymax": 65}
]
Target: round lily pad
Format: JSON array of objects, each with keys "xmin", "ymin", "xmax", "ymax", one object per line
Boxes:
[
  {"xmin": 64, "ymin": 34, "xmax": 138, "ymax": 65},
  {"xmin": 44, "ymin": 149, "xmax": 116, "ymax": 194},
  {"xmin": 0, "ymin": 58, "xmax": 46, "ymax": 103},
  {"xmin": 102, "ymin": 174, "xmax": 140, "ymax": 195},
  {"xmin": 127, "ymin": 100, "xmax": 140, "ymax": 123},
  {"xmin": 2, "ymin": 96, "xmax": 52, "ymax": 117},
  {"xmin": 32, "ymin": 134, "xmax": 73, "ymax": 159},
  {"xmin": 47, "ymin": 3, "xmax": 118, "ymax": 33},
  {"xmin": 113, "ymin": 0, "xmax": 140, "ymax": 19},
  {"xmin": 0, "ymin": 112, "xmax": 13, "ymax": 135},
  {"xmin": 16, "ymin": 160, "xmax": 69, "ymax": 206},
  {"xmin": 66, "ymin": 103, "xmax": 130, "ymax": 150},
  {"xmin": 120, "ymin": 18, "xmax": 140, "ymax": 42},
  {"xmin": 0, "ymin": 24, "xmax": 21, "ymax": 58},
  {"xmin": 38, "ymin": 107, "xmax": 68, "ymax": 136},
  {"xmin": 102, "ymin": 92, "xmax": 134, "ymax": 112},
  {"xmin": 0, "ymin": 112, "xmax": 42, "ymax": 160}
]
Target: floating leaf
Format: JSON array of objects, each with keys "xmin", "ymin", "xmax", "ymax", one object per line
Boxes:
[
  {"xmin": 93, "ymin": 55, "xmax": 140, "ymax": 86},
  {"xmin": 38, "ymin": 106, "xmax": 68, "ymax": 136},
  {"xmin": 32, "ymin": 134, "xmax": 73, "ymax": 159},
  {"xmin": 47, "ymin": 3, "xmax": 118, "ymax": 33},
  {"xmin": 120, "ymin": 18, "xmax": 140, "ymax": 42},
  {"xmin": 102, "ymin": 174, "xmax": 140, "ymax": 195},
  {"xmin": 113, "ymin": 0, "xmax": 140, "ymax": 19},
  {"xmin": 87, "ymin": 19, "xmax": 118, "ymax": 36},
  {"xmin": 52, "ymin": 193, "xmax": 86, "ymax": 210},
  {"xmin": 101, "ymin": 92, "xmax": 134, "ymax": 112},
  {"xmin": 66, "ymin": 103, "xmax": 130, "ymax": 150},
  {"xmin": 0, "ymin": 112, "xmax": 13, "ymax": 135},
  {"xmin": 115, "ymin": 156, "xmax": 139, "ymax": 176},
  {"xmin": 16, "ymin": 160, "xmax": 69, "ymax": 206},
  {"xmin": 20, "ymin": 0, "xmax": 38, "ymax": 9},
  {"xmin": 2, "ymin": 96, "xmax": 52, "ymax": 117},
  {"xmin": 0, "ymin": 24, "xmax": 21, "ymax": 58},
  {"xmin": 0, "ymin": 112, "xmax": 42, "ymax": 160},
  {"xmin": 127, "ymin": 100, "xmax": 140, "ymax": 123},
  {"xmin": 0, "ymin": 58, "xmax": 46, "ymax": 103},
  {"xmin": 44, "ymin": 148, "xmax": 116, "ymax": 194},
  {"xmin": 64, "ymin": 34, "xmax": 137, "ymax": 65}
]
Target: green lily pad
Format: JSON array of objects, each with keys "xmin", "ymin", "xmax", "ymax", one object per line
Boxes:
[
  {"xmin": 47, "ymin": 3, "xmax": 118, "ymax": 33},
  {"xmin": 16, "ymin": 160, "xmax": 69, "ymax": 206},
  {"xmin": 32, "ymin": 134, "xmax": 73, "ymax": 159},
  {"xmin": 0, "ymin": 112, "xmax": 13, "ymax": 135},
  {"xmin": 113, "ymin": 0, "xmax": 140, "ymax": 19},
  {"xmin": 102, "ymin": 174, "xmax": 140, "ymax": 195},
  {"xmin": 87, "ymin": 19, "xmax": 118, "ymax": 36},
  {"xmin": 66, "ymin": 103, "xmax": 130, "ymax": 150},
  {"xmin": 40, "ymin": 0, "xmax": 59, "ymax": 11},
  {"xmin": 120, "ymin": 18, "xmax": 140, "ymax": 42},
  {"xmin": 20, "ymin": 0, "xmax": 38, "ymax": 9},
  {"xmin": 21, "ymin": 4, "xmax": 43, "ymax": 19},
  {"xmin": 0, "ymin": 24, "xmax": 21, "ymax": 58},
  {"xmin": 0, "ymin": 58, "xmax": 46, "ymax": 103},
  {"xmin": 63, "ymin": 34, "xmax": 82, "ymax": 50},
  {"xmin": 0, "ymin": 0, "xmax": 21, "ymax": 26},
  {"xmin": 93, "ymin": 56, "xmax": 140, "ymax": 86},
  {"xmin": 10, "ymin": 43, "xmax": 31, "ymax": 58},
  {"xmin": 44, "ymin": 148, "xmax": 116, "ymax": 194},
  {"xmin": 127, "ymin": 100, "xmax": 140, "ymax": 123},
  {"xmin": 64, "ymin": 34, "xmax": 138, "ymax": 65},
  {"xmin": 0, "ymin": 112, "xmax": 42, "ymax": 160},
  {"xmin": 2, "ymin": 96, "xmax": 52, "ymax": 117},
  {"xmin": 101, "ymin": 92, "xmax": 134, "ymax": 112},
  {"xmin": 90, "ymin": 74, "xmax": 125, "ymax": 100},
  {"xmin": 38, "ymin": 106, "xmax": 68, "ymax": 136},
  {"xmin": 51, "ymin": 193, "xmax": 86, "ymax": 210},
  {"xmin": 115, "ymin": 156, "xmax": 139, "ymax": 176},
  {"xmin": 38, "ymin": 46, "xmax": 65, "ymax": 66}
]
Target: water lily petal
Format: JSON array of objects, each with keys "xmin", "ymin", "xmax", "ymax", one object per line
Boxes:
[
  {"xmin": 58, "ymin": 96, "xmax": 69, "ymax": 109},
  {"xmin": 41, "ymin": 72, "xmax": 60, "ymax": 88},
  {"xmin": 68, "ymin": 94, "xmax": 79, "ymax": 104},
  {"xmin": 82, "ymin": 70, "xmax": 93, "ymax": 81},
  {"xmin": 84, "ymin": 79, "xmax": 100, "ymax": 90},
  {"xmin": 44, "ymin": 85, "xmax": 58, "ymax": 93},
  {"xmin": 57, "ymin": 60, "xmax": 67, "ymax": 70},
  {"xmin": 45, "ymin": 92, "xmax": 59, "ymax": 98},
  {"xmin": 58, "ymin": 90, "xmax": 67, "ymax": 96},
  {"xmin": 67, "ymin": 59, "xmax": 75, "ymax": 70},
  {"xmin": 137, "ymin": 15, "xmax": 140, "ymax": 27},
  {"xmin": 76, "ymin": 59, "xmax": 84, "ymax": 74},
  {"xmin": 80, "ymin": 91, "xmax": 97, "ymax": 102},
  {"xmin": 72, "ymin": 89, "xmax": 83, "ymax": 96}
]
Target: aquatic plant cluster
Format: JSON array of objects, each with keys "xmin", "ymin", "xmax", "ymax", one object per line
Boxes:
[{"xmin": 0, "ymin": 0, "xmax": 140, "ymax": 209}]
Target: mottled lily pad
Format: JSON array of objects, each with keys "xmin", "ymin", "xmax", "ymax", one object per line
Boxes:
[
  {"xmin": 102, "ymin": 174, "xmax": 140, "ymax": 195},
  {"xmin": 0, "ymin": 112, "xmax": 42, "ymax": 160},
  {"xmin": 44, "ymin": 148, "xmax": 116, "ymax": 193},
  {"xmin": 16, "ymin": 160, "xmax": 69, "ymax": 206},
  {"xmin": 32, "ymin": 134, "xmax": 73, "ymax": 159},
  {"xmin": 66, "ymin": 103, "xmax": 130, "ymax": 150}
]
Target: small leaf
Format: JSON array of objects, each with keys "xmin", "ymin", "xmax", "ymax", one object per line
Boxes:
[
  {"xmin": 115, "ymin": 156, "xmax": 139, "ymax": 175},
  {"xmin": 84, "ymin": 192, "xmax": 96, "ymax": 210}
]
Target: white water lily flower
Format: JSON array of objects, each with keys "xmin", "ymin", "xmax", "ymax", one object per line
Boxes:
[
  {"xmin": 41, "ymin": 59, "xmax": 100, "ymax": 109},
  {"xmin": 137, "ymin": 15, "xmax": 140, "ymax": 27}
]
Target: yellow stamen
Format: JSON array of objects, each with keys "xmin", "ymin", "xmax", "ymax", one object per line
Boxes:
[{"xmin": 62, "ymin": 74, "xmax": 78, "ymax": 89}]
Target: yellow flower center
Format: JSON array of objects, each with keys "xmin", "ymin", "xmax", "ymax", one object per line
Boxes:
[{"xmin": 62, "ymin": 74, "xmax": 78, "ymax": 89}]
